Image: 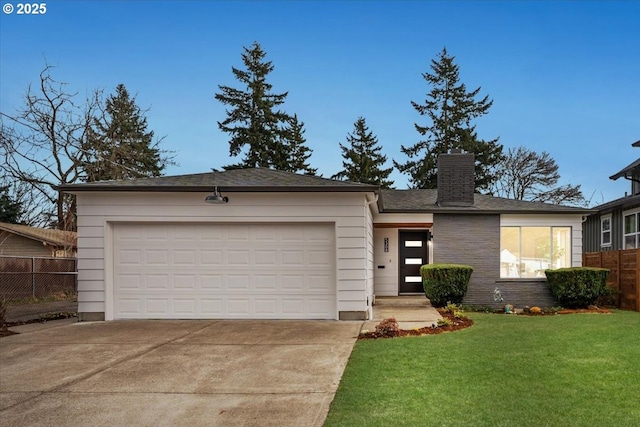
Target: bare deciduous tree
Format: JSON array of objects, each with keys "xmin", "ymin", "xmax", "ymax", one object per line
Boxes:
[
  {"xmin": 0, "ymin": 64, "xmax": 101, "ymax": 230},
  {"xmin": 492, "ymin": 146, "xmax": 585, "ymax": 206}
]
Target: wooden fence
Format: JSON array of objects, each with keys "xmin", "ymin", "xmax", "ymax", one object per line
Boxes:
[{"xmin": 583, "ymin": 249, "xmax": 640, "ymax": 311}]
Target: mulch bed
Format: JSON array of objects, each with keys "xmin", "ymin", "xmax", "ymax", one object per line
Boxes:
[
  {"xmin": 359, "ymin": 310, "xmax": 474, "ymax": 339},
  {"xmin": 499, "ymin": 306, "xmax": 612, "ymax": 316},
  {"xmin": 359, "ymin": 306, "xmax": 614, "ymax": 340}
]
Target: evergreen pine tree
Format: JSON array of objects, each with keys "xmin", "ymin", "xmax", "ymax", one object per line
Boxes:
[
  {"xmin": 280, "ymin": 115, "xmax": 317, "ymax": 175},
  {"xmin": 394, "ymin": 48, "xmax": 502, "ymax": 191},
  {"xmin": 84, "ymin": 84, "xmax": 170, "ymax": 181},
  {"xmin": 215, "ymin": 42, "xmax": 291, "ymax": 169},
  {"xmin": 331, "ymin": 117, "xmax": 394, "ymax": 187},
  {"xmin": 0, "ymin": 185, "xmax": 22, "ymax": 224}
]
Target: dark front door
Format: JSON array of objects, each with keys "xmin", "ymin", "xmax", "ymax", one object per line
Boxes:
[{"xmin": 398, "ymin": 230, "xmax": 430, "ymax": 294}]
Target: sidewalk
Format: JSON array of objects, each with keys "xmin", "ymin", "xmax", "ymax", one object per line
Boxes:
[{"xmin": 362, "ymin": 296, "xmax": 442, "ymax": 333}]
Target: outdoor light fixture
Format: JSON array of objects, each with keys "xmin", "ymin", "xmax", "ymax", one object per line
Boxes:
[{"xmin": 204, "ymin": 187, "xmax": 229, "ymax": 204}]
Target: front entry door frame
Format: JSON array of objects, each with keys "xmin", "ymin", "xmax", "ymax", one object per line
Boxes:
[{"xmin": 398, "ymin": 229, "xmax": 431, "ymax": 295}]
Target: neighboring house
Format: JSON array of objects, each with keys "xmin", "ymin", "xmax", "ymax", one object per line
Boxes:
[
  {"xmin": 583, "ymin": 140, "xmax": 640, "ymax": 252},
  {"xmin": 60, "ymin": 151, "xmax": 591, "ymax": 321},
  {"xmin": 0, "ymin": 222, "xmax": 77, "ymax": 257}
]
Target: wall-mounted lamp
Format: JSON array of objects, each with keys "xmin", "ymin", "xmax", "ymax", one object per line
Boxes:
[{"xmin": 204, "ymin": 187, "xmax": 229, "ymax": 204}]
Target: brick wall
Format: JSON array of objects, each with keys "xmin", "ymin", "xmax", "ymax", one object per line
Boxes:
[{"xmin": 433, "ymin": 213, "xmax": 555, "ymax": 308}]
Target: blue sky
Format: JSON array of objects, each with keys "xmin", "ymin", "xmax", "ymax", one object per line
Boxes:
[{"xmin": 1, "ymin": 1, "xmax": 638, "ymax": 204}]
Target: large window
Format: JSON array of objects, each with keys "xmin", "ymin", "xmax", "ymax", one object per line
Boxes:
[
  {"xmin": 500, "ymin": 227, "xmax": 571, "ymax": 278},
  {"xmin": 624, "ymin": 211, "xmax": 640, "ymax": 249},
  {"xmin": 601, "ymin": 215, "xmax": 611, "ymax": 247}
]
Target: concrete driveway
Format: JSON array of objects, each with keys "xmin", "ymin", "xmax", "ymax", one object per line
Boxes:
[{"xmin": 0, "ymin": 319, "xmax": 361, "ymax": 427}]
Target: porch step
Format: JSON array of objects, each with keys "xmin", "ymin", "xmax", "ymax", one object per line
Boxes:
[{"xmin": 374, "ymin": 296, "xmax": 431, "ymax": 307}]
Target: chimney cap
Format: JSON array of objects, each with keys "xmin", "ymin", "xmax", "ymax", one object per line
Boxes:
[{"xmin": 450, "ymin": 148, "xmax": 463, "ymax": 154}]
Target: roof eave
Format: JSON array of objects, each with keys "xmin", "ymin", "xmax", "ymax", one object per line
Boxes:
[
  {"xmin": 58, "ymin": 185, "xmax": 378, "ymax": 193},
  {"xmin": 0, "ymin": 228, "xmax": 74, "ymax": 247},
  {"xmin": 380, "ymin": 208, "xmax": 594, "ymax": 214}
]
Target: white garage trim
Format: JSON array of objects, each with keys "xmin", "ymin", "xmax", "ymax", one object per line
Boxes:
[{"xmin": 107, "ymin": 222, "xmax": 336, "ymax": 320}]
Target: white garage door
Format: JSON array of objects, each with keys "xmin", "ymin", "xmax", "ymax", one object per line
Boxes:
[{"xmin": 112, "ymin": 223, "xmax": 336, "ymax": 319}]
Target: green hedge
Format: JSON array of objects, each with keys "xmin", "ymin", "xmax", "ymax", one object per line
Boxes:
[
  {"xmin": 420, "ymin": 264, "xmax": 473, "ymax": 307},
  {"xmin": 545, "ymin": 267, "xmax": 610, "ymax": 308}
]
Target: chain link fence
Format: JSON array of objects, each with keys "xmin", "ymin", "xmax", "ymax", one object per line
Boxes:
[{"xmin": 0, "ymin": 255, "xmax": 78, "ymax": 323}]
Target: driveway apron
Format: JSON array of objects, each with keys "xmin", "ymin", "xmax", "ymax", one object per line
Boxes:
[{"xmin": 0, "ymin": 319, "xmax": 361, "ymax": 427}]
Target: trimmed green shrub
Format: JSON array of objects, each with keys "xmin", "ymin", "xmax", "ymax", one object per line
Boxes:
[
  {"xmin": 421, "ymin": 264, "xmax": 473, "ymax": 307},
  {"xmin": 545, "ymin": 267, "xmax": 610, "ymax": 308}
]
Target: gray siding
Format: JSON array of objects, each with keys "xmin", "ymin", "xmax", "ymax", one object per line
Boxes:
[
  {"xmin": 584, "ymin": 209, "xmax": 626, "ymax": 252},
  {"xmin": 433, "ymin": 213, "xmax": 555, "ymax": 308},
  {"xmin": 583, "ymin": 214, "xmax": 601, "ymax": 252}
]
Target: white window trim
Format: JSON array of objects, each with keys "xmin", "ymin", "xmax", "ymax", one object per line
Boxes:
[
  {"xmin": 622, "ymin": 208, "xmax": 640, "ymax": 249},
  {"xmin": 601, "ymin": 214, "xmax": 612, "ymax": 247},
  {"xmin": 500, "ymin": 225, "xmax": 573, "ymax": 279}
]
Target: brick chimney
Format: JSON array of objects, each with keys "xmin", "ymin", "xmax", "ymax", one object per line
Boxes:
[{"xmin": 437, "ymin": 149, "xmax": 475, "ymax": 206}]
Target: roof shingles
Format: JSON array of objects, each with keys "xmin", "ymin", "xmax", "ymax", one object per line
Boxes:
[
  {"xmin": 58, "ymin": 168, "xmax": 377, "ymax": 192},
  {"xmin": 379, "ymin": 189, "xmax": 592, "ymax": 214},
  {"xmin": 59, "ymin": 168, "xmax": 591, "ymax": 214},
  {"xmin": 0, "ymin": 223, "xmax": 77, "ymax": 247}
]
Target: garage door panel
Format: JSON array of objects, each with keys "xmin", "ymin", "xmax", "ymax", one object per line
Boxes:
[
  {"xmin": 174, "ymin": 275, "xmax": 196, "ymax": 289},
  {"xmin": 201, "ymin": 275, "xmax": 223, "ymax": 289},
  {"xmin": 147, "ymin": 298, "xmax": 169, "ymax": 315},
  {"xmin": 147, "ymin": 275, "xmax": 168, "ymax": 289},
  {"xmin": 174, "ymin": 299, "xmax": 196, "ymax": 315},
  {"xmin": 201, "ymin": 250, "xmax": 223, "ymax": 265},
  {"xmin": 255, "ymin": 275, "xmax": 277, "ymax": 289},
  {"xmin": 255, "ymin": 298, "xmax": 278, "ymax": 314},
  {"xmin": 113, "ymin": 223, "xmax": 336, "ymax": 319},
  {"xmin": 201, "ymin": 298, "xmax": 223, "ymax": 315},
  {"xmin": 147, "ymin": 250, "xmax": 168, "ymax": 265}
]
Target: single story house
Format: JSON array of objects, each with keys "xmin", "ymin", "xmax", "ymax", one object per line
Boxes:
[
  {"xmin": 584, "ymin": 140, "xmax": 640, "ymax": 251},
  {"xmin": 60, "ymin": 152, "xmax": 591, "ymax": 321},
  {"xmin": 0, "ymin": 222, "xmax": 77, "ymax": 258}
]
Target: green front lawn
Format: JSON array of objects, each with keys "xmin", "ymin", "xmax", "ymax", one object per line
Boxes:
[{"xmin": 325, "ymin": 311, "xmax": 640, "ymax": 427}]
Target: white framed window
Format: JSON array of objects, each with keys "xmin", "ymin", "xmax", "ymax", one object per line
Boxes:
[
  {"xmin": 500, "ymin": 226, "xmax": 572, "ymax": 278},
  {"xmin": 601, "ymin": 215, "xmax": 612, "ymax": 247},
  {"xmin": 623, "ymin": 209, "xmax": 640, "ymax": 249}
]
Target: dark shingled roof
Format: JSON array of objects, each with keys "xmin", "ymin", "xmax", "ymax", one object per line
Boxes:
[
  {"xmin": 610, "ymin": 158, "xmax": 640, "ymax": 180},
  {"xmin": 58, "ymin": 168, "xmax": 378, "ymax": 192},
  {"xmin": 591, "ymin": 193, "xmax": 640, "ymax": 214},
  {"xmin": 0, "ymin": 222, "xmax": 77, "ymax": 247},
  {"xmin": 609, "ymin": 139, "xmax": 640, "ymax": 180},
  {"xmin": 58, "ymin": 168, "xmax": 593, "ymax": 214},
  {"xmin": 379, "ymin": 189, "xmax": 593, "ymax": 214}
]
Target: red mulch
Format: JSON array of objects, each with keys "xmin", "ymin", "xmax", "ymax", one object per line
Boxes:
[
  {"xmin": 359, "ymin": 306, "xmax": 614, "ymax": 340},
  {"xmin": 359, "ymin": 310, "xmax": 474, "ymax": 339},
  {"xmin": 498, "ymin": 306, "xmax": 612, "ymax": 316}
]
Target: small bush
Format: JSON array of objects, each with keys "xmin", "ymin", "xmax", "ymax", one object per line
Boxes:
[
  {"xmin": 421, "ymin": 264, "xmax": 473, "ymax": 307},
  {"xmin": 437, "ymin": 317, "xmax": 452, "ymax": 327},
  {"xmin": 545, "ymin": 267, "xmax": 610, "ymax": 308},
  {"xmin": 375, "ymin": 317, "xmax": 399, "ymax": 337},
  {"xmin": 460, "ymin": 304, "xmax": 493, "ymax": 313}
]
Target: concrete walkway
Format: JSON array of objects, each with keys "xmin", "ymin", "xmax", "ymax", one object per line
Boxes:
[
  {"xmin": 1, "ymin": 319, "xmax": 361, "ymax": 427},
  {"xmin": 362, "ymin": 296, "xmax": 442, "ymax": 333}
]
